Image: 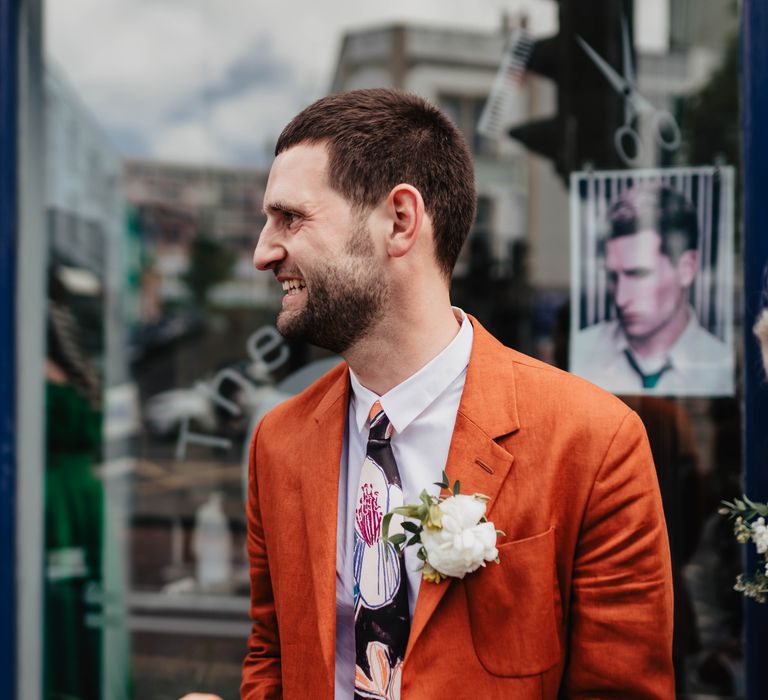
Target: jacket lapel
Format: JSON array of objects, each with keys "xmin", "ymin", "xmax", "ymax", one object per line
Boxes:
[
  {"xmin": 298, "ymin": 319, "xmax": 521, "ymax": 667},
  {"xmin": 406, "ymin": 318, "xmax": 519, "ymax": 659},
  {"xmin": 300, "ymin": 366, "xmax": 349, "ymax": 680}
]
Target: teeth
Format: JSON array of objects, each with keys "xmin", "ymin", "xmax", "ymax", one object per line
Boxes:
[{"xmin": 281, "ymin": 279, "xmax": 306, "ymax": 292}]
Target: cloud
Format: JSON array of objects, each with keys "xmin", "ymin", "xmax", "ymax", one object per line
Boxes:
[
  {"xmin": 149, "ymin": 82, "xmax": 306, "ymax": 166},
  {"xmin": 45, "ymin": 0, "xmax": 557, "ymax": 165},
  {"xmin": 149, "ymin": 122, "xmax": 221, "ymax": 164}
]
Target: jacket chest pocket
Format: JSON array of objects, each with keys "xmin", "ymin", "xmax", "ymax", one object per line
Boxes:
[{"xmin": 464, "ymin": 526, "xmax": 561, "ymax": 677}]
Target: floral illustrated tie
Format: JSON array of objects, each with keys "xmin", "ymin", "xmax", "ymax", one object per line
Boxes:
[{"xmin": 353, "ymin": 401, "xmax": 410, "ymax": 700}]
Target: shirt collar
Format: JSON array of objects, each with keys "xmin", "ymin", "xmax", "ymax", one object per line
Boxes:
[
  {"xmin": 349, "ymin": 307, "xmax": 473, "ymax": 435},
  {"xmin": 616, "ymin": 305, "xmax": 702, "ymax": 372},
  {"xmin": 666, "ymin": 308, "xmax": 705, "ymax": 366}
]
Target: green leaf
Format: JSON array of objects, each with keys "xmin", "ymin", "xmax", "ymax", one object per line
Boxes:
[
  {"xmin": 389, "ymin": 533, "xmax": 407, "ymax": 548},
  {"xmin": 402, "ymin": 521, "xmax": 421, "ymax": 534},
  {"xmin": 743, "ymin": 495, "xmax": 768, "ymax": 516},
  {"xmin": 381, "ymin": 512, "xmax": 394, "ymax": 542},
  {"xmin": 434, "ymin": 471, "xmax": 450, "ymax": 490},
  {"xmin": 392, "ymin": 505, "xmax": 422, "ymax": 518},
  {"xmin": 407, "ymin": 533, "xmax": 422, "ymax": 546},
  {"xmin": 453, "ymin": 480, "xmax": 461, "ymax": 496},
  {"xmin": 416, "ymin": 546, "xmax": 428, "ymax": 561}
]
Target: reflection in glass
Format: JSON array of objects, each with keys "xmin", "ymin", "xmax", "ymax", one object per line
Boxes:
[
  {"xmin": 45, "ymin": 292, "xmax": 104, "ymax": 700},
  {"xmin": 38, "ymin": 1, "xmax": 744, "ymax": 697}
]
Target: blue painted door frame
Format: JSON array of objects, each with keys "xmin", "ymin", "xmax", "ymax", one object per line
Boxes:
[
  {"xmin": 0, "ymin": 0, "xmax": 17, "ymax": 697},
  {"xmin": 741, "ymin": 2, "xmax": 768, "ymax": 699}
]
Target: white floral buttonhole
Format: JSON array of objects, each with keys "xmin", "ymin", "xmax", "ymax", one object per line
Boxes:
[{"xmin": 381, "ymin": 471, "xmax": 504, "ymax": 583}]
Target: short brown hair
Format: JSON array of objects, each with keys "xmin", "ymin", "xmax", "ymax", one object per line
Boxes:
[
  {"xmin": 275, "ymin": 88, "xmax": 476, "ymax": 279},
  {"xmin": 608, "ymin": 182, "xmax": 699, "ymax": 263}
]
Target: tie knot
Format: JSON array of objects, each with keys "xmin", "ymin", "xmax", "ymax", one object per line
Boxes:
[
  {"xmin": 623, "ymin": 349, "xmax": 672, "ymax": 389},
  {"xmin": 368, "ymin": 400, "xmax": 383, "ymax": 423},
  {"xmin": 368, "ymin": 400, "xmax": 393, "ymax": 440}
]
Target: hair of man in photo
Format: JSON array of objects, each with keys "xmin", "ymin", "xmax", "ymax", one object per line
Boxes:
[{"xmin": 608, "ymin": 182, "xmax": 699, "ymax": 264}]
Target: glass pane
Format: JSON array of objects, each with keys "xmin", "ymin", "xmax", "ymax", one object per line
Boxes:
[{"xmin": 39, "ymin": 1, "xmax": 743, "ymax": 698}]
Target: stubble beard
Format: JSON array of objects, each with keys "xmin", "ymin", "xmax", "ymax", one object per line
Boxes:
[{"xmin": 276, "ymin": 222, "xmax": 390, "ymax": 354}]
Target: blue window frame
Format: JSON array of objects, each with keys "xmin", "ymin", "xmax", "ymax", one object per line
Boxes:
[
  {"xmin": 741, "ymin": 3, "xmax": 768, "ymax": 698},
  {"xmin": 0, "ymin": 0, "xmax": 18, "ymax": 697}
]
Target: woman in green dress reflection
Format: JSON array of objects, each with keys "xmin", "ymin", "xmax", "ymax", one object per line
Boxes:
[{"xmin": 45, "ymin": 300, "xmax": 104, "ymax": 700}]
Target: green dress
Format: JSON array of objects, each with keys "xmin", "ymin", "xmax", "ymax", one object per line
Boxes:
[{"xmin": 44, "ymin": 381, "xmax": 103, "ymax": 700}]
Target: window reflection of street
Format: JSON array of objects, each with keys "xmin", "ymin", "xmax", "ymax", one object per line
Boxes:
[
  {"xmin": 132, "ymin": 460, "xmax": 242, "ymax": 497},
  {"xmin": 132, "ymin": 326, "xmax": 290, "ymax": 595},
  {"xmin": 35, "ymin": 2, "xmax": 744, "ymax": 698}
]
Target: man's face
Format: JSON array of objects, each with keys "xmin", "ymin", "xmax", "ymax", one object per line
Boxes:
[
  {"xmin": 605, "ymin": 229, "xmax": 694, "ymax": 342},
  {"xmin": 253, "ymin": 143, "xmax": 389, "ymax": 354}
]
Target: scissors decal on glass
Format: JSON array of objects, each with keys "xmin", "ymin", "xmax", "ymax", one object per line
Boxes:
[{"xmin": 577, "ymin": 17, "xmax": 681, "ymax": 167}]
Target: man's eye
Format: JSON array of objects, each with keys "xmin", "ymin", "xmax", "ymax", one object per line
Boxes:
[{"xmin": 283, "ymin": 211, "xmax": 300, "ymax": 226}]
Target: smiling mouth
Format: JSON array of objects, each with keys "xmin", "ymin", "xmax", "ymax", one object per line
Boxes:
[{"xmin": 281, "ymin": 279, "xmax": 306, "ymax": 295}]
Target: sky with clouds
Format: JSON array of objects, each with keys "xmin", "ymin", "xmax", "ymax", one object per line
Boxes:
[{"xmin": 45, "ymin": 0, "xmax": 560, "ymax": 167}]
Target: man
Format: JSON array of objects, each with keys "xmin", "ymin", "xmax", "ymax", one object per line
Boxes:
[
  {"xmin": 572, "ymin": 182, "xmax": 733, "ymax": 395},
  {"xmin": 240, "ymin": 89, "xmax": 673, "ymax": 699}
]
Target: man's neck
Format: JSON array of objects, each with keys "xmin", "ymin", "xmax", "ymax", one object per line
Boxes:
[
  {"xmin": 343, "ymin": 301, "xmax": 462, "ymax": 396},
  {"xmin": 628, "ymin": 302, "xmax": 691, "ymax": 359}
]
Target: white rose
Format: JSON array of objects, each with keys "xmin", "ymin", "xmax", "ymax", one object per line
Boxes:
[
  {"xmin": 752, "ymin": 517, "xmax": 768, "ymax": 554},
  {"xmin": 421, "ymin": 495, "xmax": 499, "ymax": 579},
  {"xmin": 438, "ymin": 494, "xmax": 487, "ymax": 532}
]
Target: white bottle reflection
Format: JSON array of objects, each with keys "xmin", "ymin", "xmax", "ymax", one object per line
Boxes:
[{"xmin": 193, "ymin": 492, "xmax": 232, "ymax": 591}]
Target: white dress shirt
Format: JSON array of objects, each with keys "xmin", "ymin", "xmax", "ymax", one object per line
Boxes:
[
  {"xmin": 334, "ymin": 308, "xmax": 474, "ymax": 699},
  {"xmin": 571, "ymin": 307, "xmax": 734, "ymax": 396}
]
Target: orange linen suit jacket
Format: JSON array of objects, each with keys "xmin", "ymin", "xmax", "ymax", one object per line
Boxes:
[{"xmin": 242, "ymin": 318, "xmax": 675, "ymax": 699}]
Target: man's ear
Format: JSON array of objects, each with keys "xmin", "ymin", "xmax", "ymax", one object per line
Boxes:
[
  {"xmin": 385, "ymin": 184, "xmax": 425, "ymax": 259},
  {"xmin": 676, "ymin": 249, "xmax": 699, "ymax": 287}
]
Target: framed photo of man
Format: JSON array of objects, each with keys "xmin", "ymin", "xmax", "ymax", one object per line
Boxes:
[{"xmin": 569, "ymin": 166, "xmax": 735, "ymax": 397}]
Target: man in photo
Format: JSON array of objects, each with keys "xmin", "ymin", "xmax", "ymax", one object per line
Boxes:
[
  {"xmin": 573, "ymin": 182, "xmax": 733, "ymax": 395},
  {"xmin": 231, "ymin": 89, "xmax": 673, "ymax": 699}
]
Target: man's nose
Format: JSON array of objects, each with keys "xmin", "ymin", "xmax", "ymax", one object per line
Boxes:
[
  {"xmin": 253, "ymin": 224, "xmax": 285, "ymax": 271},
  {"xmin": 614, "ymin": 277, "xmax": 631, "ymax": 309}
]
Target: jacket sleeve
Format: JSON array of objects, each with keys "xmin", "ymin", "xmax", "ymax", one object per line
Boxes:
[
  {"xmin": 241, "ymin": 420, "xmax": 283, "ymax": 699},
  {"xmin": 563, "ymin": 410, "xmax": 675, "ymax": 699}
]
